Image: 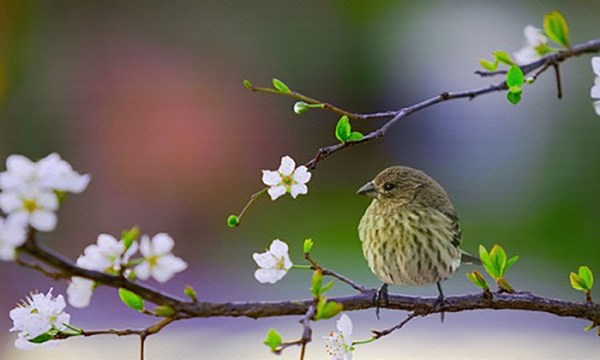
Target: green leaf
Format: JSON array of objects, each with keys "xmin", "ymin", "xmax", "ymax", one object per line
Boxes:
[
  {"xmin": 121, "ymin": 226, "xmax": 140, "ymax": 250},
  {"xmin": 154, "ymin": 305, "xmax": 175, "ymax": 317},
  {"xmin": 584, "ymin": 323, "xmax": 597, "ymax": 332},
  {"xmin": 466, "ymin": 270, "xmax": 489, "ymax": 290},
  {"xmin": 579, "ymin": 266, "xmax": 594, "ymax": 290},
  {"xmin": 316, "ymin": 301, "xmax": 344, "ymax": 320},
  {"xmin": 272, "ymin": 78, "xmax": 290, "ymax": 93},
  {"xmin": 310, "ymin": 269, "xmax": 323, "ymax": 297},
  {"xmin": 505, "ymin": 255, "xmax": 519, "ymax": 273},
  {"xmin": 347, "ymin": 131, "xmax": 364, "ymax": 142},
  {"xmin": 570, "ymin": 272, "xmax": 588, "ymax": 291},
  {"xmin": 544, "ymin": 10, "xmax": 570, "ymax": 48},
  {"xmin": 479, "ymin": 59, "xmax": 497, "ymax": 71},
  {"xmin": 118, "ymin": 288, "xmax": 144, "ymax": 311},
  {"xmin": 479, "ymin": 245, "xmax": 495, "ymax": 277},
  {"xmin": 493, "ymin": 51, "xmax": 514, "ymax": 66},
  {"xmin": 29, "ymin": 332, "xmax": 54, "ymax": 344},
  {"xmin": 335, "ymin": 115, "xmax": 351, "ymax": 142},
  {"xmin": 506, "ymin": 66, "xmax": 524, "ymax": 87},
  {"xmin": 263, "ymin": 328, "xmax": 283, "ymax": 352},
  {"xmin": 226, "ymin": 215, "xmax": 239, "ymax": 228},
  {"xmin": 506, "ymin": 91, "xmax": 522, "ymax": 105},
  {"xmin": 497, "ymin": 277, "xmax": 514, "ymax": 293},
  {"xmin": 320, "ymin": 280, "xmax": 335, "ymax": 295},
  {"xmin": 491, "ymin": 245, "xmax": 507, "ymax": 276},
  {"xmin": 303, "ymin": 238, "xmax": 314, "ymax": 254},
  {"xmin": 184, "ymin": 285, "xmax": 198, "ymax": 302},
  {"xmin": 242, "ymin": 80, "xmax": 253, "ymax": 89}
]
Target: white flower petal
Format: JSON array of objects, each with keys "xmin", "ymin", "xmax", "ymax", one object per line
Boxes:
[
  {"xmin": 29, "ymin": 210, "xmax": 57, "ymax": 232},
  {"xmin": 267, "ymin": 185, "xmax": 286, "ymax": 200},
  {"xmin": 153, "ymin": 256, "xmax": 187, "ymax": 283},
  {"xmin": 293, "ymin": 166, "xmax": 311, "ymax": 184},
  {"xmin": 290, "ymin": 183, "xmax": 308, "ymax": 198},
  {"xmin": 139, "ymin": 235, "xmax": 152, "ymax": 257},
  {"xmin": 523, "ymin": 25, "xmax": 546, "ymax": 46},
  {"xmin": 6, "ymin": 155, "xmax": 36, "ymax": 180},
  {"xmin": 591, "ymin": 85, "xmax": 600, "ymax": 99},
  {"xmin": 151, "ymin": 233, "xmax": 175, "ymax": 255},
  {"xmin": 254, "ymin": 268, "xmax": 286, "ymax": 284},
  {"xmin": 513, "ymin": 46, "xmax": 538, "ymax": 65},
  {"xmin": 97, "ymin": 234, "xmax": 119, "ymax": 251},
  {"xmin": 592, "ymin": 57, "xmax": 600, "ymax": 76},
  {"xmin": 67, "ymin": 277, "xmax": 94, "ymax": 308},
  {"xmin": 134, "ymin": 262, "xmax": 151, "ymax": 280},
  {"xmin": 15, "ymin": 335, "xmax": 37, "ymax": 350},
  {"xmin": 36, "ymin": 191, "xmax": 59, "ymax": 210},
  {"xmin": 269, "ymin": 239, "xmax": 289, "ymax": 258},
  {"xmin": 262, "ymin": 170, "xmax": 282, "ymax": 186},
  {"xmin": 337, "ymin": 314, "xmax": 353, "ymax": 336},
  {"xmin": 253, "ymin": 251, "xmax": 277, "ymax": 269},
  {"xmin": 0, "ymin": 192, "xmax": 22, "ymax": 213},
  {"xmin": 278, "ymin": 156, "xmax": 295, "ymax": 176}
]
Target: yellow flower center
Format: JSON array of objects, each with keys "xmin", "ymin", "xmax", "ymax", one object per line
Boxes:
[
  {"xmin": 23, "ymin": 199, "xmax": 38, "ymax": 213},
  {"xmin": 276, "ymin": 258, "xmax": 286, "ymax": 269},
  {"xmin": 147, "ymin": 255, "xmax": 158, "ymax": 267},
  {"xmin": 282, "ymin": 175, "xmax": 293, "ymax": 186}
]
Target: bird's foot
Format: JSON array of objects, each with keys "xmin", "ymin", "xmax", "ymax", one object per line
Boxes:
[
  {"xmin": 373, "ymin": 284, "xmax": 389, "ymax": 320},
  {"xmin": 435, "ymin": 282, "xmax": 446, "ymax": 323}
]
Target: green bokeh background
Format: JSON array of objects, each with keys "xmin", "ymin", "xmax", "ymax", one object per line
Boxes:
[{"xmin": 1, "ymin": 1, "xmax": 600, "ymax": 359}]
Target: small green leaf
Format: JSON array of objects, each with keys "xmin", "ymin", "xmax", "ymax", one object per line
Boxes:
[
  {"xmin": 121, "ymin": 226, "xmax": 140, "ymax": 250},
  {"xmin": 493, "ymin": 51, "xmax": 514, "ymax": 66},
  {"xmin": 272, "ymin": 78, "xmax": 290, "ymax": 93},
  {"xmin": 570, "ymin": 272, "xmax": 588, "ymax": 291},
  {"xmin": 506, "ymin": 91, "xmax": 522, "ymax": 105},
  {"xmin": 479, "ymin": 245, "xmax": 494, "ymax": 276},
  {"xmin": 497, "ymin": 277, "xmax": 514, "ymax": 293},
  {"xmin": 479, "ymin": 59, "xmax": 497, "ymax": 71},
  {"xmin": 316, "ymin": 301, "xmax": 343, "ymax": 320},
  {"xmin": 184, "ymin": 285, "xmax": 198, "ymax": 302},
  {"xmin": 466, "ymin": 270, "xmax": 489, "ymax": 290},
  {"xmin": 544, "ymin": 10, "xmax": 570, "ymax": 48},
  {"xmin": 54, "ymin": 190, "xmax": 68, "ymax": 204},
  {"xmin": 29, "ymin": 332, "xmax": 54, "ymax": 344},
  {"xmin": 118, "ymin": 288, "xmax": 144, "ymax": 311},
  {"xmin": 226, "ymin": 215, "xmax": 239, "ymax": 228},
  {"xmin": 263, "ymin": 328, "xmax": 283, "ymax": 352},
  {"xmin": 506, "ymin": 66, "xmax": 525, "ymax": 87},
  {"xmin": 320, "ymin": 280, "xmax": 335, "ymax": 295},
  {"xmin": 243, "ymin": 80, "xmax": 253, "ymax": 89},
  {"xmin": 584, "ymin": 323, "xmax": 597, "ymax": 332},
  {"xmin": 490, "ymin": 245, "xmax": 507, "ymax": 277},
  {"xmin": 154, "ymin": 305, "xmax": 175, "ymax": 317},
  {"xmin": 311, "ymin": 269, "xmax": 323, "ymax": 297},
  {"xmin": 293, "ymin": 101, "xmax": 310, "ymax": 115},
  {"xmin": 303, "ymin": 238, "xmax": 314, "ymax": 254},
  {"xmin": 579, "ymin": 266, "xmax": 594, "ymax": 290},
  {"xmin": 505, "ymin": 255, "xmax": 519, "ymax": 273},
  {"xmin": 347, "ymin": 131, "xmax": 364, "ymax": 142},
  {"xmin": 335, "ymin": 115, "xmax": 352, "ymax": 142}
]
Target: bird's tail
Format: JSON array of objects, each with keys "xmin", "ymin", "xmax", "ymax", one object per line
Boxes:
[{"xmin": 461, "ymin": 251, "xmax": 482, "ymax": 266}]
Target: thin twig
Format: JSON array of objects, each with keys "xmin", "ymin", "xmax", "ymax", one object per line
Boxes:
[
  {"xmin": 371, "ymin": 312, "xmax": 420, "ymax": 339},
  {"xmin": 305, "ymin": 253, "xmax": 369, "ymax": 293},
  {"xmin": 474, "ymin": 69, "xmax": 508, "ymax": 77},
  {"xmin": 553, "ymin": 63, "xmax": 563, "ymax": 99}
]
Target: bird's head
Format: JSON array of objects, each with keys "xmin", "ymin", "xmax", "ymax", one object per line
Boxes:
[{"xmin": 357, "ymin": 166, "xmax": 445, "ymax": 206}]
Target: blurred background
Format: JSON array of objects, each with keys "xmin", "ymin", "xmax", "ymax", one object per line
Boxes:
[{"xmin": 1, "ymin": 1, "xmax": 600, "ymax": 359}]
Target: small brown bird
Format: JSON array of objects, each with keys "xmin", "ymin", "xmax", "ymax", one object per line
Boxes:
[{"xmin": 357, "ymin": 166, "xmax": 478, "ymax": 318}]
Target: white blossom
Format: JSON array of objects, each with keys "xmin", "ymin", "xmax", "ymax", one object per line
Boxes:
[
  {"xmin": 592, "ymin": 57, "xmax": 600, "ymax": 115},
  {"xmin": 324, "ymin": 314, "xmax": 354, "ymax": 360},
  {"xmin": 66, "ymin": 277, "xmax": 95, "ymax": 308},
  {"xmin": 0, "ymin": 216, "xmax": 28, "ymax": 261},
  {"xmin": 9, "ymin": 289, "xmax": 70, "ymax": 350},
  {"xmin": 0, "ymin": 189, "xmax": 59, "ymax": 231},
  {"xmin": 252, "ymin": 239, "xmax": 293, "ymax": 284},
  {"xmin": 134, "ymin": 233, "xmax": 187, "ymax": 283},
  {"xmin": 0, "ymin": 153, "xmax": 90, "ymax": 193},
  {"xmin": 77, "ymin": 234, "xmax": 138, "ymax": 273},
  {"xmin": 513, "ymin": 25, "xmax": 548, "ymax": 65},
  {"xmin": 262, "ymin": 156, "xmax": 311, "ymax": 200}
]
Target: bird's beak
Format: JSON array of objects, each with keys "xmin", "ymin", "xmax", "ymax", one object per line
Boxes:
[{"xmin": 357, "ymin": 181, "xmax": 376, "ymax": 197}]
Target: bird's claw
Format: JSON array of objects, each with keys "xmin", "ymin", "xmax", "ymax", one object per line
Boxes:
[{"xmin": 373, "ymin": 284, "xmax": 389, "ymax": 320}]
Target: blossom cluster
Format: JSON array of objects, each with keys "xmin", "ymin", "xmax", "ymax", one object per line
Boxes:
[
  {"xmin": 3, "ymin": 153, "xmax": 188, "ymax": 350},
  {"xmin": 513, "ymin": 25, "xmax": 549, "ymax": 65},
  {"xmin": 0, "ymin": 153, "xmax": 89, "ymax": 260}
]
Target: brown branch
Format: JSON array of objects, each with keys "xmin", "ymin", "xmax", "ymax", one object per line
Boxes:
[
  {"xmin": 15, "ymin": 236, "xmax": 600, "ymax": 327},
  {"xmin": 305, "ymin": 253, "xmax": 369, "ymax": 293},
  {"xmin": 372, "ymin": 312, "xmax": 419, "ymax": 339}
]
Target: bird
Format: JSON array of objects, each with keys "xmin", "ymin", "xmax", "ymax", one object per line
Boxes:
[{"xmin": 357, "ymin": 166, "xmax": 479, "ymax": 320}]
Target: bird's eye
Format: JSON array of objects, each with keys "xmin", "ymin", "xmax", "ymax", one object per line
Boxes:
[{"xmin": 383, "ymin": 182, "xmax": 396, "ymax": 191}]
